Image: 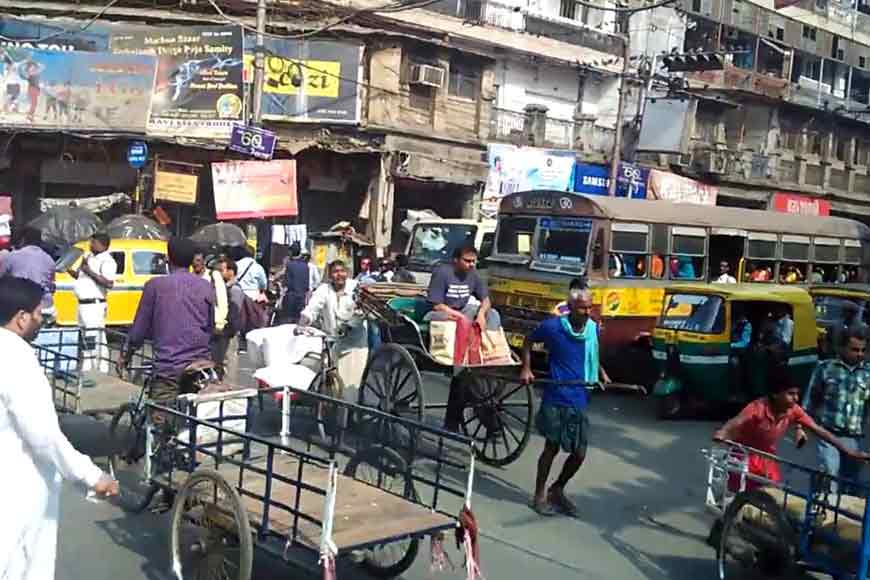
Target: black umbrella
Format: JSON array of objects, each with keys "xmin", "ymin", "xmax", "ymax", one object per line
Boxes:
[
  {"xmin": 105, "ymin": 214, "xmax": 169, "ymax": 240},
  {"xmin": 190, "ymin": 222, "xmax": 248, "ymax": 247},
  {"xmin": 27, "ymin": 205, "xmax": 103, "ymax": 246}
]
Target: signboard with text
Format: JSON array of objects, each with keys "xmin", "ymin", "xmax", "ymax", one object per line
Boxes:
[
  {"xmin": 647, "ymin": 169, "xmax": 717, "ymax": 206},
  {"xmin": 211, "ymin": 160, "xmax": 297, "ymax": 220},
  {"xmin": 111, "ymin": 26, "xmax": 244, "ymax": 139},
  {"xmin": 771, "ymin": 192, "xmax": 831, "ymax": 216},
  {"xmin": 228, "ymin": 124, "xmax": 277, "ymax": 160},
  {"xmin": 482, "ymin": 144, "xmax": 576, "ymax": 216},
  {"xmin": 154, "ymin": 168, "xmax": 199, "ymax": 205},
  {"xmin": 572, "ymin": 162, "xmax": 648, "ymax": 199}
]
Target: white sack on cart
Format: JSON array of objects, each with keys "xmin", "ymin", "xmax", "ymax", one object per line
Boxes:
[
  {"xmin": 246, "ymin": 324, "xmax": 322, "ymax": 368},
  {"xmin": 175, "ymin": 390, "xmax": 257, "ymax": 458}
]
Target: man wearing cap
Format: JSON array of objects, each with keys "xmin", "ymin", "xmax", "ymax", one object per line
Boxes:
[{"xmin": 520, "ymin": 288, "xmax": 610, "ymax": 516}]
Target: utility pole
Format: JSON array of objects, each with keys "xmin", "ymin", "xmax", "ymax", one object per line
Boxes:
[
  {"xmin": 608, "ymin": 9, "xmax": 630, "ymax": 196},
  {"xmin": 252, "ymin": 0, "xmax": 267, "ymax": 126}
]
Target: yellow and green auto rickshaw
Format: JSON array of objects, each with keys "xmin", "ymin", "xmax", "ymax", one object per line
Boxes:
[
  {"xmin": 651, "ymin": 284, "xmax": 819, "ymax": 419},
  {"xmin": 809, "ymin": 284, "xmax": 870, "ymax": 359}
]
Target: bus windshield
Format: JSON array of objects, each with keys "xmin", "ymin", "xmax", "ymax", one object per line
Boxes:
[
  {"xmin": 659, "ymin": 294, "xmax": 725, "ymax": 333},
  {"xmin": 814, "ymin": 295, "xmax": 867, "ymax": 327},
  {"xmin": 534, "ymin": 217, "xmax": 592, "ymax": 270},
  {"xmin": 408, "ymin": 223, "xmax": 477, "ymax": 267}
]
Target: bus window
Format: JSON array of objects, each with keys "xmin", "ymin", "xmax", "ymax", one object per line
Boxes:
[
  {"xmin": 478, "ymin": 232, "xmax": 495, "ymax": 269},
  {"xmin": 496, "ymin": 216, "xmax": 536, "ymax": 256},
  {"xmin": 591, "ymin": 229, "xmax": 605, "ymax": 273},
  {"xmin": 780, "ymin": 235, "xmax": 809, "ymax": 284},
  {"xmin": 843, "ymin": 240, "xmax": 862, "ymax": 281},
  {"xmin": 610, "ymin": 223, "xmax": 649, "ymax": 279},
  {"xmin": 745, "ymin": 233, "xmax": 777, "ymax": 282},
  {"xmin": 670, "ymin": 227, "xmax": 706, "ymax": 280},
  {"xmin": 535, "ymin": 217, "xmax": 593, "ymax": 271},
  {"xmin": 812, "ymin": 238, "xmax": 841, "ymax": 283},
  {"xmin": 651, "ymin": 224, "xmax": 668, "ymax": 279}
]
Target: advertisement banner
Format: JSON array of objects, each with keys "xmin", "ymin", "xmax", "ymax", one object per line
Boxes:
[
  {"xmin": 771, "ymin": 192, "xmax": 831, "ymax": 216},
  {"xmin": 154, "ymin": 169, "xmax": 199, "ymax": 205},
  {"xmin": 647, "ymin": 169, "xmax": 717, "ymax": 206},
  {"xmin": 572, "ymin": 162, "xmax": 648, "ymax": 198},
  {"xmin": 111, "ymin": 26, "xmax": 244, "ymax": 139},
  {"xmin": 482, "ymin": 144, "xmax": 575, "ymax": 216},
  {"xmin": 0, "ymin": 47, "xmax": 155, "ymax": 132},
  {"xmin": 211, "ymin": 160, "xmax": 298, "ymax": 220},
  {"xmin": 243, "ymin": 38, "xmax": 362, "ymax": 123}
]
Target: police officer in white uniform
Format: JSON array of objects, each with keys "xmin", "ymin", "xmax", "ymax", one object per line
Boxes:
[{"xmin": 67, "ymin": 232, "xmax": 116, "ymax": 372}]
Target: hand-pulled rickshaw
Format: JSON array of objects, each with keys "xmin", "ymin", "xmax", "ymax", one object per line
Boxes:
[
  {"xmin": 705, "ymin": 440, "xmax": 870, "ymax": 580},
  {"xmin": 652, "ymin": 285, "xmax": 819, "ymax": 419}
]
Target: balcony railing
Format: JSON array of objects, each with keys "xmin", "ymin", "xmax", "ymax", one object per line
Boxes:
[{"xmin": 489, "ymin": 107, "xmax": 615, "ymax": 154}]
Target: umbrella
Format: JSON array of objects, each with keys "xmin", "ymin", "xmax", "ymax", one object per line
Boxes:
[
  {"xmin": 190, "ymin": 222, "xmax": 248, "ymax": 247},
  {"xmin": 27, "ymin": 205, "xmax": 103, "ymax": 246},
  {"xmin": 105, "ymin": 214, "xmax": 169, "ymax": 240}
]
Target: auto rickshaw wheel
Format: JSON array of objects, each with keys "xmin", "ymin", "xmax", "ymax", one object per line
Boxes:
[
  {"xmin": 656, "ymin": 393, "xmax": 682, "ymax": 420},
  {"xmin": 717, "ymin": 490, "xmax": 796, "ymax": 580},
  {"xmin": 169, "ymin": 469, "xmax": 253, "ymax": 580}
]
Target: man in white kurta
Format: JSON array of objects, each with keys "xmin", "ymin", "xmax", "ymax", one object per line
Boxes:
[
  {"xmin": 300, "ymin": 259, "xmax": 368, "ymax": 400},
  {"xmin": 0, "ymin": 276, "xmax": 117, "ymax": 580}
]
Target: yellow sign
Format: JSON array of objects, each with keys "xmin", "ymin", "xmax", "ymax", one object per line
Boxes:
[
  {"xmin": 154, "ymin": 170, "xmax": 198, "ymax": 205},
  {"xmin": 244, "ymin": 55, "xmax": 341, "ymax": 98}
]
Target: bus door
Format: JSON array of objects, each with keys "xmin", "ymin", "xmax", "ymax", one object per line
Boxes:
[{"xmin": 709, "ymin": 228, "xmax": 746, "ymax": 282}]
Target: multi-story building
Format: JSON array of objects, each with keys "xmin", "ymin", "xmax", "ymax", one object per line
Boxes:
[{"xmin": 636, "ymin": 0, "xmax": 870, "ymax": 221}]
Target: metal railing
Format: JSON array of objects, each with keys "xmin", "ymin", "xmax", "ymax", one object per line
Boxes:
[{"xmin": 489, "ymin": 107, "xmax": 615, "ymax": 153}]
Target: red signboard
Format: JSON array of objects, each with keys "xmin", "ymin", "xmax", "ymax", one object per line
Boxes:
[
  {"xmin": 771, "ymin": 192, "xmax": 830, "ymax": 216},
  {"xmin": 211, "ymin": 160, "xmax": 298, "ymax": 220}
]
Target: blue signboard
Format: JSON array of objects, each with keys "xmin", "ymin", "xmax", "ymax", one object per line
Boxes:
[
  {"xmin": 228, "ymin": 124, "xmax": 278, "ymax": 160},
  {"xmin": 573, "ymin": 162, "xmax": 648, "ymax": 199},
  {"xmin": 127, "ymin": 141, "xmax": 148, "ymax": 168}
]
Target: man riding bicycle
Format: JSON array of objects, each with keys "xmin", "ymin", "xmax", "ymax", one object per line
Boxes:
[{"xmin": 120, "ymin": 237, "xmax": 215, "ymax": 421}]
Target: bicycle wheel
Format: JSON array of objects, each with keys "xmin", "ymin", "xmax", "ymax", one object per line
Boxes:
[
  {"xmin": 344, "ymin": 446, "xmax": 419, "ymax": 578},
  {"xmin": 109, "ymin": 403, "xmax": 146, "ymax": 464},
  {"xmin": 169, "ymin": 469, "xmax": 253, "ymax": 580}
]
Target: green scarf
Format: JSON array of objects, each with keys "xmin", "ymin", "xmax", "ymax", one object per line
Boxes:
[{"xmin": 559, "ymin": 316, "xmax": 599, "ymax": 384}]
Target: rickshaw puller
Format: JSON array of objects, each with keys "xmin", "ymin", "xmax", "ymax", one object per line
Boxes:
[{"xmin": 520, "ymin": 289, "xmax": 610, "ymax": 516}]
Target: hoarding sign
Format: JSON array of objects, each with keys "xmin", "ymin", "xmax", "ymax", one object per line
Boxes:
[
  {"xmin": 111, "ymin": 26, "xmax": 244, "ymax": 139},
  {"xmin": 154, "ymin": 168, "xmax": 199, "ymax": 205},
  {"xmin": 0, "ymin": 47, "xmax": 155, "ymax": 132},
  {"xmin": 211, "ymin": 160, "xmax": 298, "ymax": 220},
  {"xmin": 647, "ymin": 169, "xmax": 717, "ymax": 206},
  {"xmin": 573, "ymin": 162, "xmax": 648, "ymax": 198},
  {"xmin": 772, "ymin": 192, "xmax": 831, "ymax": 216},
  {"xmin": 482, "ymin": 144, "xmax": 575, "ymax": 216},
  {"xmin": 228, "ymin": 124, "xmax": 277, "ymax": 160}
]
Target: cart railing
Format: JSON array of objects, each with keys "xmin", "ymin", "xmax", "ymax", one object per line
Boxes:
[
  {"xmin": 33, "ymin": 327, "xmax": 154, "ymax": 414},
  {"xmin": 146, "ymin": 385, "xmax": 475, "ymax": 552}
]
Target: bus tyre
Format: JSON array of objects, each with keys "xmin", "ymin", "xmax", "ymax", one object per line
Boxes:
[{"xmin": 656, "ymin": 393, "xmax": 682, "ymax": 420}]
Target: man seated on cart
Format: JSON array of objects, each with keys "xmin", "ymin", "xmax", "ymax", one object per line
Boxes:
[{"xmin": 425, "ymin": 244, "xmax": 500, "ymax": 332}]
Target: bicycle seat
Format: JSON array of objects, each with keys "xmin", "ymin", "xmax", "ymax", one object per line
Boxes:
[{"xmin": 182, "ymin": 359, "xmax": 218, "ymax": 375}]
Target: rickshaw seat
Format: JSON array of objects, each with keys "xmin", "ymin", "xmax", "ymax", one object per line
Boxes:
[{"xmin": 388, "ymin": 297, "xmax": 432, "ymax": 330}]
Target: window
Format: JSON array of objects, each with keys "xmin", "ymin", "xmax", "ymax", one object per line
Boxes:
[
  {"xmin": 495, "ymin": 216, "xmax": 536, "ymax": 256},
  {"xmin": 776, "ymin": 27, "xmax": 784, "ymax": 41},
  {"xmin": 844, "ymin": 240, "xmax": 862, "ymax": 264},
  {"xmin": 448, "ymin": 60, "xmax": 480, "ymax": 100},
  {"xmin": 669, "ymin": 227, "xmax": 706, "ymax": 280},
  {"xmin": 781, "ymin": 236, "xmax": 810, "ymax": 261},
  {"xmin": 745, "ymin": 233, "xmax": 777, "ymax": 282},
  {"xmin": 813, "ymin": 238, "xmax": 841, "ymax": 263},
  {"xmin": 560, "ymin": 0, "xmax": 576, "ymax": 19},
  {"xmin": 651, "ymin": 224, "xmax": 668, "ymax": 279},
  {"xmin": 133, "ymin": 251, "xmax": 168, "ymax": 275},
  {"xmin": 659, "ymin": 294, "xmax": 725, "ymax": 334},
  {"xmin": 610, "ymin": 223, "xmax": 649, "ymax": 279},
  {"xmin": 803, "ymin": 25, "xmax": 817, "ymax": 41},
  {"xmin": 110, "ymin": 252, "xmax": 126, "ymax": 276},
  {"xmin": 862, "ymin": 56, "xmax": 868, "ymax": 69},
  {"xmin": 408, "ymin": 224, "xmax": 477, "ymax": 267},
  {"xmin": 534, "ymin": 217, "xmax": 593, "ymax": 271}
]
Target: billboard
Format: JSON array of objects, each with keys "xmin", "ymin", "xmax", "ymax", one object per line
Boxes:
[
  {"xmin": 0, "ymin": 47, "xmax": 155, "ymax": 132},
  {"xmin": 211, "ymin": 160, "xmax": 297, "ymax": 220},
  {"xmin": 111, "ymin": 26, "xmax": 245, "ymax": 139},
  {"xmin": 573, "ymin": 162, "xmax": 648, "ymax": 199},
  {"xmin": 482, "ymin": 144, "xmax": 576, "ymax": 215},
  {"xmin": 244, "ymin": 38, "xmax": 362, "ymax": 123},
  {"xmin": 647, "ymin": 169, "xmax": 717, "ymax": 205},
  {"xmin": 771, "ymin": 192, "xmax": 831, "ymax": 216}
]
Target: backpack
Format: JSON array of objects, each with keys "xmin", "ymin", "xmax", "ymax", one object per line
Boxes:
[{"xmin": 240, "ymin": 293, "xmax": 267, "ymax": 335}]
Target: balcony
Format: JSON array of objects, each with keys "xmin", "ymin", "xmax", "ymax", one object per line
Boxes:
[{"xmin": 488, "ymin": 106, "xmax": 615, "ymax": 155}]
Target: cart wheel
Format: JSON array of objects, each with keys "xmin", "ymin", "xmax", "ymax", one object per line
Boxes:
[
  {"xmin": 656, "ymin": 393, "xmax": 682, "ymax": 420},
  {"xmin": 344, "ymin": 446, "xmax": 419, "ymax": 578},
  {"xmin": 461, "ymin": 374, "xmax": 534, "ymax": 467},
  {"xmin": 170, "ymin": 469, "xmax": 253, "ymax": 580},
  {"xmin": 718, "ymin": 490, "xmax": 796, "ymax": 580},
  {"xmin": 357, "ymin": 344, "xmax": 425, "ymax": 445}
]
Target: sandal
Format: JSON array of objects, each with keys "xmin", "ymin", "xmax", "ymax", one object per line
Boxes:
[
  {"xmin": 530, "ymin": 498, "xmax": 557, "ymax": 516},
  {"xmin": 548, "ymin": 489, "xmax": 578, "ymax": 517}
]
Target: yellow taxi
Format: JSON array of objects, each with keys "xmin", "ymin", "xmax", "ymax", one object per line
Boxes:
[{"xmin": 54, "ymin": 238, "xmax": 169, "ymax": 326}]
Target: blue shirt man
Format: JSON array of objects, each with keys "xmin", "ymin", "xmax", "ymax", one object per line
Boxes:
[{"xmin": 520, "ymin": 289, "xmax": 609, "ymax": 517}]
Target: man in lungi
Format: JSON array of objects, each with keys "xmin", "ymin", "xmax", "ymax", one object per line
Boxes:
[{"xmin": 520, "ymin": 288, "xmax": 610, "ymax": 516}]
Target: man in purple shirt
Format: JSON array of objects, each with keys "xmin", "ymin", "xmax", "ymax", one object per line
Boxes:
[
  {"xmin": 122, "ymin": 238, "xmax": 214, "ymax": 419},
  {"xmin": 0, "ymin": 227, "xmax": 56, "ymax": 317}
]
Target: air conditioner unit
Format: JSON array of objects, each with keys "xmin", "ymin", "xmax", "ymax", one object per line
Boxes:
[{"xmin": 410, "ymin": 64, "xmax": 446, "ymax": 89}]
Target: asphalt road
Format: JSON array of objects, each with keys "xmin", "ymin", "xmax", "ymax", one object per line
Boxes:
[{"xmin": 55, "ymin": 354, "xmax": 754, "ymax": 580}]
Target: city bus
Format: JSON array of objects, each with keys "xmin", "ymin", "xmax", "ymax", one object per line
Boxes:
[{"xmin": 487, "ymin": 190, "xmax": 870, "ymax": 384}]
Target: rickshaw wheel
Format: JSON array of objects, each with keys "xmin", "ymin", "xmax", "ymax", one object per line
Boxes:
[
  {"xmin": 656, "ymin": 393, "xmax": 682, "ymax": 420},
  {"xmin": 718, "ymin": 490, "xmax": 796, "ymax": 580},
  {"xmin": 460, "ymin": 373, "xmax": 534, "ymax": 467},
  {"xmin": 169, "ymin": 469, "xmax": 253, "ymax": 580},
  {"xmin": 344, "ymin": 445, "xmax": 420, "ymax": 578},
  {"xmin": 357, "ymin": 344, "xmax": 425, "ymax": 445}
]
